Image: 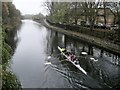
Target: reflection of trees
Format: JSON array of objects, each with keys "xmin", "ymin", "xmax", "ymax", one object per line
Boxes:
[
  {"xmin": 51, "ymin": 32, "xmax": 58, "ymax": 53},
  {"xmin": 63, "ymin": 35, "xmax": 120, "ymax": 88},
  {"xmin": 104, "ymin": 51, "xmax": 120, "ymax": 65},
  {"xmin": 65, "ymin": 36, "xmax": 78, "ymax": 54},
  {"xmin": 98, "ymin": 69, "xmax": 120, "ymax": 88},
  {"xmin": 48, "ymin": 31, "xmax": 120, "ymax": 88},
  {"xmin": 47, "ymin": 31, "xmax": 60, "ymax": 55},
  {"xmin": 72, "ymin": 39, "xmax": 77, "ymax": 54},
  {"xmin": 88, "ymin": 45, "xmax": 93, "ymax": 55},
  {"xmin": 7, "ymin": 26, "xmax": 20, "ymax": 54},
  {"xmin": 64, "ymin": 35, "xmax": 66, "ymax": 48},
  {"xmin": 100, "ymin": 50, "xmax": 104, "ymax": 57}
]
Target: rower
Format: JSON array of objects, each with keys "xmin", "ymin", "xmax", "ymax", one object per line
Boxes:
[
  {"xmin": 66, "ymin": 51, "xmax": 71, "ymax": 56},
  {"xmin": 74, "ymin": 60, "xmax": 79, "ymax": 64},
  {"xmin": 69, "ymin": 54, "xmax": 77, "ymax": 62},
  {"xmin": 61, "ymin": 48, "xmax": 66, "ymax": 52},
  {"xmin": 61, "ymin": 48, "xmax": 71, "ymax": 56}
]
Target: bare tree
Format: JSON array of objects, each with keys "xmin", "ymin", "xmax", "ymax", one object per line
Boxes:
[
  {"xmin": 107, "ymin": 2, "xmax": 120, "ymax": 24},
  {"xmin": 82, "ymin": 1, "xmax": 101, "ymax": 31},
  {"xmin": 103, "ymin": 2, "xmax": 107, "ymax": 24},
  {"xmin": 108, "ymin": 2, "xmax": 120, "ymax": 42}
]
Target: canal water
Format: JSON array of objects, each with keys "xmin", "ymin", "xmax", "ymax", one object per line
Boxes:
[{"xmin": 10, "ymin": 20, "xmax": 120, "ymax": 89}]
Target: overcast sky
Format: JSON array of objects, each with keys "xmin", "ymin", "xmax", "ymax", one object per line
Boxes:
[
  {"xmin": 12, "ymin": 0, "xmax": 119, "ymax": 15},
  {"xmin": 13, "ymin": 0, "xmax": 48, "ymax": 15}
]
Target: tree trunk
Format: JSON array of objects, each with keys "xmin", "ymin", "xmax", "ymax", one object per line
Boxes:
[
  {"xmin": 103, "ymin": 3, "xmax": 107, "ymax": 25},
  {"xmin": 90, "ymin": 23, "xmax": 94, "ymax": 31},
  {"xmin": 90, "ymin": 18, "xmax": 95, "ymax": 31},
  {"xmin": 118, "ymin": 13, "xmax": 120, "ymax": 42},
  {"xmin": 75, "ymin": 17, "xmax": 78, "ymax": 25},
  {"xmin": 113, "ymin": 14, "xmax": 116, "ymax": 25},
  {"xmin": 74, "ymin": 2, "xmax": 78, "ymax": 25}
]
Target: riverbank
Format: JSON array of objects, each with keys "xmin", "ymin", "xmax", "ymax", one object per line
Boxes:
[{"xmin": 35, "ymin": 19, "xmax": 120, "ymax": 55}]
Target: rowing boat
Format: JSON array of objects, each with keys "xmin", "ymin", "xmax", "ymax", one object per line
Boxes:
[{"xmin": 58, "ymin": 46, "xmax": 87, "ymax": 75}]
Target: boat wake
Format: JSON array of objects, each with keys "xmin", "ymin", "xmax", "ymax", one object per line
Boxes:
[{"xmin": 44, "ymin": 62, "xmax": 52, "ymax": 65}]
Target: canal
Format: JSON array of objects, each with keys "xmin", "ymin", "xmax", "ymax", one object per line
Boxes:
[{"xmin": 10, "ymin": 20, "xmax": 120, "ymax": 89}]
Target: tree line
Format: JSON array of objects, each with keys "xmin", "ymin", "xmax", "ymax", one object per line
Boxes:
[
  {"xmin": 45, "ymin": 1, "xmax": 120, "ymax": 44},
  {"xmin": 1, "ymin": 2, "xmax": 22, "ymax": 90},
  {"xmin": 45, "ymin": 1, "xmax": 120, "ymax": 26}
]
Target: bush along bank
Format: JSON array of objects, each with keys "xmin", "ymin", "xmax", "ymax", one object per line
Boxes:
[{"xmin": 1, "ymin": 2, "xmax": 22, "ymax": 90}]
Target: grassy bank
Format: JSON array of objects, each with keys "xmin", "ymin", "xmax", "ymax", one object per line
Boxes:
[{"xmin": 41, "ymin": 19, "xmax": 120, "ymax": 55}]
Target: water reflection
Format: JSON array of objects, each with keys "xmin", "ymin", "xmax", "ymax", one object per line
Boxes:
[
  {"xmin": 11, "ymin": 20, "xmax": 120, "ymax": 89},
  {"xmin": 47, "ymin": 30, "xmax": 120, "ymax": 88}
]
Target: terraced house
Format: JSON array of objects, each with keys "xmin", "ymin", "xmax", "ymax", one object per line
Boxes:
[{"xmin": 96, "ymin": 8, "xmax": 117, "ymax": 25}]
